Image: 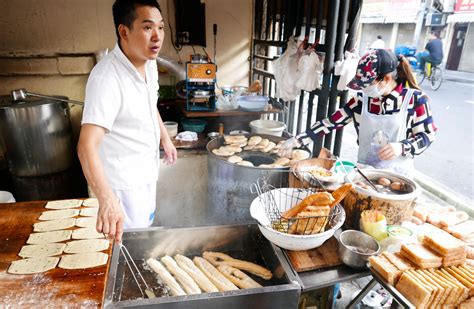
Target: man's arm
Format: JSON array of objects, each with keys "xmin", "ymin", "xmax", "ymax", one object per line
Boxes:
[
  {"xmin": 77, "ymin": 124, "xmax": 124, "ymax": 242},
  {"xmin": 157, "ymin": 112, "xmax": 177, "ymax": 165}
]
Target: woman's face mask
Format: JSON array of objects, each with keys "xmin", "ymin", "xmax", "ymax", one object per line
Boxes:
[{"xmin": 363, "ymin": 81, "xmax": 386, "ymax": 98}]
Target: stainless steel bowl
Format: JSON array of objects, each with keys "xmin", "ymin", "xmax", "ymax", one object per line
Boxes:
[
  {"xmin": 207, "ymin": 132, "xmax": 220, "ymax": 140},
  {"xmin": 338, "ymin": 230, "xmax": 380, "ymax": 269}
]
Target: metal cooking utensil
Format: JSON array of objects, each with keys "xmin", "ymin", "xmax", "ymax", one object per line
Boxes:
[
  {"xmin": 354, "ymin": 167, "xmax": 381, "ymax": 193},
  {"xmin": 10, "ymin": 88, "xmax": 84, "ymax": 105},
  {"xmin": 120, "ymin": 243, "xmax": 156, "ymax": 299}
]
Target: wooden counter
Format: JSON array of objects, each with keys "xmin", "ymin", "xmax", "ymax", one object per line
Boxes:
[{"xmin": 0, "ymin": 200, "xmax": 112, "ymax": 308}]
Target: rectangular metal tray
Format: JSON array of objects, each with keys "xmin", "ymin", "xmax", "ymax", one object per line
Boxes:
[{"xmin": 104, "ymin": 224, "xmax": 301, "ymax": 308}]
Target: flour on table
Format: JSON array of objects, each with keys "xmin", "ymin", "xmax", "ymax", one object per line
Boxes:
[
  {"xmin": 27, "ymin": 230, "xmax": 72, "ymax": 244},
  {"xmin": 82, "ymin": 198, "xmax": 99, "ymax": 207},
  {"xmin": 33, "ymin": 218, "xmax": 76, "ymax": 232},
  {"xmin": 72, "ymin": 227, "xmax": 105, "ymax": 239},
  {"xmin": 38, "ymin": 209, "xmax": 80, "ymax": 221},
  {"xmin": 18, "ymin": 243, "xmax": 66, "ymax": 258},
  {"xmin": 45, "ymin": 199, "xmax": 82, "ymax": 209},
  {"xmin": 75, "ymin": 217, "xmax": 97, "ymax": 228},
  {"xmin": 80, "ymin": 208, "xmax": 98, "ymax": 217},
  {"xmin": 58, "ymin": 252, "xmax": 108, "ymax": 269},
  {"xmin": 8, "ymin": 257, "xmax": 59, "ymax": 274},
  {"xmin": 64, "ymin": 239, "xmax": 110, "ymax": 254}
]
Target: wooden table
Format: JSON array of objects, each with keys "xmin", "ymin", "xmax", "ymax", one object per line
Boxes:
[{"xmin": 0, "ymin": 200, "xmax": 112, "ymax": 307}]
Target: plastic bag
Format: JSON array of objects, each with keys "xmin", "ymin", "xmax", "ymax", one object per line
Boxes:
[
  {"xmin": 336, "ymin": 51, "xmax": 360, "ymax": 91},
  {"xmin": 365, "ymin": 129, "xmax": 390, "ymax": 169},
  {"xmin": 295, "ymin": 51, "xmax": 322, "ymax": 92},
  {"xmin": 273, "ymin": 37, "xmax": 301, "ymax": 101}
]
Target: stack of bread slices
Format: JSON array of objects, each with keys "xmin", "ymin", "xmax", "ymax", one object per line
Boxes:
[
  {"xmin": 369, "ymin": 227, "xmax": 474, "ymax": 308},
  {"xmin": 411, "ymin": 202, "xmax": 474, "ymax": 266}
]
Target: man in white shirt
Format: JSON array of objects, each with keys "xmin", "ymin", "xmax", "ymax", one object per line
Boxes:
[
  {"xmin": 77, "ymin": 0, "xmax": 177, "ymax": 242},
  {"xmin": 369, "ymin": 35, "xmax": 385, "ymax": 50}
]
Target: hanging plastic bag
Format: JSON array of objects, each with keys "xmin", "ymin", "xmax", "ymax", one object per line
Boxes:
[
  {"xmin": 272, "ymin": 37, "xmax": 301, "ymax": 101},
  {"xmin": 295, "ymin": 51, "xmax": 322, "ymax": 92},
  {"xmin": 336, "ymin": 51, "xmax": 360, "ymax": 91}
]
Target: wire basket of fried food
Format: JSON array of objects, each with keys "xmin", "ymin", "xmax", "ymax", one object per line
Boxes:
[{"xmin": 250, "ymin": 171, "xmax": 352, "ymax": 250}]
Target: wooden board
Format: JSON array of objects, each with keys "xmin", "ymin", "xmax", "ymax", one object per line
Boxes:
[
  {"xmin": 0, "ymin": 200, "xmax": 112, "ymax": 307},
  {"xmin": 285, "ymin": 237, "xmax": 343, "ymax": 272}
]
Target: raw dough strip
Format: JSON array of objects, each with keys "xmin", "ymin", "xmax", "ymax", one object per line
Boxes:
[
  {"xmin": 58, "ymin": 252, "xmax": 108, "ymax": 269},
  {"xmin": 147, "ymin": 258, "xmax": 186, "ymax": 296},
  {"xmin": 161, "ymin": 256, "xmax": 201, "ymax": 295},
  {"xmin": 193, "ymin": 256, "xmax": 238, "ymax": 292},
  {"xmin": 8, "ymin": 257, "xmax": 59, "ymax": 274},
  {"xmin": 175, "ymin": 254, "xmax": 219, "ymax": 293},
  {"xmin": 202, "ymin": 251, "xmax": 273, "ymax": 280},
  {"xmin": 217, "ymin": 265, "xmax": 262, "ymax": 289}
]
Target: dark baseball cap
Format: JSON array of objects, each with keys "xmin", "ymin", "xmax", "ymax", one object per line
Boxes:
[{"xmin": 347, "ymin": 49, "xmax": 398, "ymax": 90}]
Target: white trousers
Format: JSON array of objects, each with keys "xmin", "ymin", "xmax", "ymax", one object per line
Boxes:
[{"xmin": 114, "ymin": 182, "xmax": 157, "ymax": 229}]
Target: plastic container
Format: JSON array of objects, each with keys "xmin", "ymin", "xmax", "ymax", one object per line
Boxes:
[
  {"xmin": 163, "ymin": 121, "xmax": 178, "ymax": 137},
  {"xmin": 237, "ymin": 96, "xmax": 268, "ymax": 111},
  {"xmin": 249, "ymin": 119, "xmax": 286, "ymax": 137},
  {"xmin": 181, "ymin": 119, "xmax": 207, "ymax": 133},
  {"xmin": 0, "ymin": 191, "xmax": 15, "ymax": 203},
  {"xmin": 333, "ymin": 160, "xmax": 356, "ymax": 174},
  {"xmin": 379, "ymin": 225, "xmax": 414, "ymax": 252}
]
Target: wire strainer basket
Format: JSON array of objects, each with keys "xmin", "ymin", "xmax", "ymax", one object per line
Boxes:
[{"xmin": 250, "ymin": 169, "xmax": 344, "ymax": 236}]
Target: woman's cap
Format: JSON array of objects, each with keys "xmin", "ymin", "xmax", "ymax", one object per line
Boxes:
[{"xmin": 347, "ymin": 49, "xmax": 398, "ymax": 90}]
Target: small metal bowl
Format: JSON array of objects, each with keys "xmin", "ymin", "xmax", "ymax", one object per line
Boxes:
[
  {"xmin": 207, "ymin": 132, "xmax": 220, "ymax": 140},
  {"xmin": 338, "ymin": 230, "xmax": 380, "ymax": 269}
]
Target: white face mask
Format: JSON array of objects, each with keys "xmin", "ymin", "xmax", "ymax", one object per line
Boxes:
[{"xmin": 363, "ymin": 82, "xmax": 385, "ymax": 98}]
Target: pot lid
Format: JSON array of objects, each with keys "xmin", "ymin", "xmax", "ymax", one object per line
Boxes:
[{"xmin": 0, "ymin": 95, "xmax": 68, "ymax": 109}]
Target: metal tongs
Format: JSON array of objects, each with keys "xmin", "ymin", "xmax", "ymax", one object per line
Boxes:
[
  {"xmin": 354, "ymin": 167, "xmax": 381, "ymax": 193},
  {"xmin": 120, "ymin": 243, "xmax": 156, "ymax": 299}
]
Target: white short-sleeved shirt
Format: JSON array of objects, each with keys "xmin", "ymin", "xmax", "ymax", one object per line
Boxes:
[{"xmin": 82, "ymin": 43, "xmax": 161, "ymax": 190}]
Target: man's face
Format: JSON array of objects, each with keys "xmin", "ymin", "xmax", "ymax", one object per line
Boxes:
[{"xmin": 121, "ymin": 5, "xmax": 164, "ymax": 62}]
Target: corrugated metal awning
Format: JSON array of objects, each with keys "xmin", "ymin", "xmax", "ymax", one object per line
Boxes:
[
  {"xmin": 385, "ymin": 15, "xmax": 418, "ymax": 23},
  {"xmin": 360, "ymin": 16, "xmax": 418, "ymax": 24},
  {"xmin": 360, "ymin": 16, "xmax": 386, "ymax": 24},
  {"xmin": 447, "ymin": 13, "xmax": 474, "ymax": 23}
]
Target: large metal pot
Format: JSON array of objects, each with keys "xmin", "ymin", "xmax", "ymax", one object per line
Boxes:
[
  {"xmin": 207, "ymin": 135, "xmax": 289, "ymax": 226},
  {"xmin": 0, "ymin": 95, "xmax": 74, "ymax": 177}
]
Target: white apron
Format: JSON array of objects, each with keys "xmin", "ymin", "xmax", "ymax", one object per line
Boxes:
[
  {"xmin": 114, "ymin": 182, "xmax": 157, "ymax": 229},
  {"xmin": 357, "ymin": 89, "xmax": 415, "ymax": 177}
]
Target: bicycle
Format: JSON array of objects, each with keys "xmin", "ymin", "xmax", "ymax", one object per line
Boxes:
[{"xmin": 417, "ymin": 62, "xmax": 443, "ymax": 91}]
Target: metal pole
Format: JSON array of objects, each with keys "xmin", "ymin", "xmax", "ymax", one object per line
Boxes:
[
  {"xmin": 324, "ymin": 0, "xmax": 350, "ymax": 152},
  {"xmin": 313, "ymin": 0, "xmax": 340, "ymax": 156},
  {"xmin": 413, "ymin": 0, "xmax": 426, "ymax": 48}
]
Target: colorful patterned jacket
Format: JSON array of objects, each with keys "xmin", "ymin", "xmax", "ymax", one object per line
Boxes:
[{"xmin": 297, "ymin": 83, "xmax": 437, "ymax": 157}]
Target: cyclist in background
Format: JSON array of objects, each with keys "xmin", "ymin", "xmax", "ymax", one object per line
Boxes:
[{"xmin": 417, "ymin": 30, "xmax": 443, "ymax": 72}]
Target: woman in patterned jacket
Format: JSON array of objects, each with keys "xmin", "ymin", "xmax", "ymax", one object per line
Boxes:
[{"xmin": 289, "ymin": 49, "xmax": 436, "ymax": 177}]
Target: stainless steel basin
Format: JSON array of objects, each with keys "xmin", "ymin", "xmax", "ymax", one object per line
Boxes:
[{"xmin": 104, "ymin": 224, "xmax": 301, "ymax": 308}]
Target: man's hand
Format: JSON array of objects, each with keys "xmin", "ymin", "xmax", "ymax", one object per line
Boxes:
[
  {"xmin": 96, "ymin": 196, "xmax": 125, "ymax": 242},
  {"xmin": 162, "ymin": 138, "xmax": 177, "ymax": 165},
  {"xmin": 378, "ymin": 142, "xmax": 403, "ymax": 161},
  {"xmin": 278, "ymin": 137, "xmax": 302, "ymax": 158}
]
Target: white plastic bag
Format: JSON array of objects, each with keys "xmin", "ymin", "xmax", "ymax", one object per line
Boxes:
[
  {"xmin": 336, "ymin": 51, "xmax": 360, "ymax": 91},
  {"xmin": 273, "ymin": 37, "xmax": 301, "ymax": 101},
  {"xmin": 295, "ymin": 51, "xmax": 322, "ymax": 92}
]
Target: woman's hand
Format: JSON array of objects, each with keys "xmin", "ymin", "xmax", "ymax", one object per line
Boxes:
[
  {"xmin": 162, "ymin": 138, "xmax": 177, "ymax": 165},
  {"xmin": 378, "ymin": 143, "xmax": 403, "ymax": 161}
]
